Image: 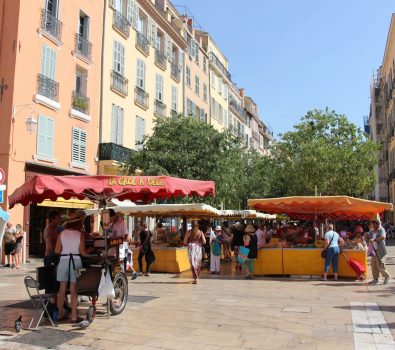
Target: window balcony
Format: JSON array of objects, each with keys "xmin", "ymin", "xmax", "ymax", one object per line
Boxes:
[
  {"xmin": 111, "ymin": 71, "xmax": 128, "ymax": 97},
  {"xmin": 209, "ymin": 52, "xmax": 231, "ymax": 82},
  {"xmin": 40, "ymin": 9, "xmax": 63, "ymax": 42},
  {"xmin": 171, "ymin": 63, "xmax": 180, "ymax": 82},
  {"xmin": 154, "ymin": 100, "xmax": 167, "ymax": 118},
  {"xmin": 155, "ymin": 49, "xmax": 167, "ymax": 70},
  {"xmin": 229, "ymin": 99, "xmax": 247, "ymax": 123},
  {"xmin": 72, "ymin": 91, "xmax": 90, "ymax": 114},
  {"xmin": 37, "ymin": 74, "xmax": 59, "ymax": 102},
  {"xmin": 136, "ymin": 32, "xmax": 150, "ymax": 56},
  {"xmin": 135, "ymin": 86, "xmax": 149, "ymax": 109},
  {"xmin": 98, "ymin": 142, "xmax": 132, "ymax": 163},
  {"xmin": 170, "ymin": 109, "xmax": 178, "ymax": 118},
  {"xmin": 113, "ymin": 10, "xmax": 130, "ymax": 38},
  {"xmin": 74, "ymin": 34, "xmax": 92, "ymax": 61}
]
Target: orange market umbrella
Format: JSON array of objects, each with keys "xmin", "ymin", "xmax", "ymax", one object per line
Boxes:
[{"xmin": 247, "ymin": 196, "xmax": 393, "ymax": 220}]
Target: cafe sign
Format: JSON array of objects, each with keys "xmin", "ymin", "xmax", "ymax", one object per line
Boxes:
[{"xmin": 108, "ymin": 176, "xmax": 164, "ymax": 187}]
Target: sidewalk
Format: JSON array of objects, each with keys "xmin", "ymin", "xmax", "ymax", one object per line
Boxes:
[{"xmin": 0, "ymin": 247, "xmax": 394, "ymax": 350}]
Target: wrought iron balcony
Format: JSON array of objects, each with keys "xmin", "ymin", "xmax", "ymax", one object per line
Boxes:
[
  {"xmin": 154, "ymin": 100, "xmax": 167, "ymax": 118},
  {"xmin": 229, "ymin": 99, "xmax": 247, "ymax": 123},
  {"xmin": 72, "ymin": 91, "xmax": 90, "ymax": 114},
  {"xmin": 111, "ymin": 71, "xmax": 128, "ymax": 97},
  {"xmin": 209, "ymin": 52, "xmax": 231, "ymax": 81},
  {"xmin": 136, "ymin": 32, "xmax": 150, "ymax": 56},
  {"xmin": 135, "ymin": 86, "xmax": 149, "ymax": 109},
  {"xmin": 98, "ymin": 142, "xmax": 132, "ymax": 163},
  {"xmin": 74, "ymin": 34, "xmax": 92, "ymax": 61},
  {"xmin": 155, "ymin": 49, "xmax": 167, "ymax": 70},
  {"xmin": 171, "ymin": 63, "xmax": 180, "ymax": 82},
  {"xmin": 37, "ymin": 74, "xmax": 59, "ymax": 102},
  {"xmin": 170, "ymin": 109, "xmax": 178, "ymax": 118},
  {"xmin": 113, "ymin": 10, "xmax": 130, "ymax": 38},
  {"xmin": 40, "ymin": 9, "xmax": 63, "ymax": 42}
]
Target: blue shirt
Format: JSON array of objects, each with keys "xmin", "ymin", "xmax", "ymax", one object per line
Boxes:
[{"xmin": 324, "ymin": 230, "xmax": 339, "ymax": 248}]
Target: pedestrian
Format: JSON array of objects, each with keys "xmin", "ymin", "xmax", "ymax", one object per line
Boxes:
[
  {"xmin": 210, "ymin": 226, "xmax": 223, "ymax": 274},
  {"xmin": 108, "ymin": 209, "xmax": 128, "ymax": 239},
  {"xmin": 231, "ymin": 222, "xmax": 244, "ymax": 271},
  {"xmin": 137, "ymin": 222, "xmax": 154, "ymax": 277},
  {"xmin": 221, "ymin": 221, "xmax": 232, "ymax": 261},
  {"xmin": 322, "ymin": 224, "xmax": 344, "ymax": 281},
  {"xmin": 3, "ymin": 222, "xmax": 16, "ymax": 268},
  {"xmin": 44, "ymin": 210, "xmax": 61, "ymax": 266},
  {"xmin": 55, "ymin": 218, "xmax": 89, "ymax": 323},
  {"xmin": 183, "ymin": 220, "xmax": 206, "ymax": 284},
  {"xmin": 243, "ymin": 224, "xmax": 258, "ymax": 279},
  {"xmin": 256, "ymin": 222, "xmax": 267, "ymax": 247},
  {"xmin": 368, "ymin": 219, "xmax": 391, "ymax": 285},
  {"xmin": 13, "ymin": 224, "xmax": 24, "ymax": 269}
]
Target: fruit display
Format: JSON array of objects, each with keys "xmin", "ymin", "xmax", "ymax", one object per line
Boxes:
[{"xmin": 314, "ymin": 240, "xmax": 325, "ymax": 248}]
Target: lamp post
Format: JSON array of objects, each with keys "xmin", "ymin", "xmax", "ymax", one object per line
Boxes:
[{"xmin": 13, "ymin": 104, "xmax": 38, "ymax": 133}]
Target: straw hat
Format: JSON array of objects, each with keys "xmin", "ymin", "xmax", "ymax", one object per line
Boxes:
[
  {"xmin": 215, "ymin": 226, "xmax": 222, "ymax": 231},
  {"xmin": 245, "ymin": 224, "xmax": 256, "ymax": 233}
]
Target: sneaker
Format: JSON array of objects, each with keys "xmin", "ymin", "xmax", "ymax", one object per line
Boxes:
[
  {"xmin": 368, "ymin": 279, "xmax": 379, "ymax": 285},
  {"xmin": 384, "ymin": 277, "xmax": 390, "ymax": 285}
]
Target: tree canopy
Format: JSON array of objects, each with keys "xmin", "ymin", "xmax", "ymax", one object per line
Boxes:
[
  {"xmin": 270, "ymin": 109, "xmax": 379, "ymax": 197},
  {"xmin": 124, "ymin": 116, "xmax": 272, "ymax": 209}
]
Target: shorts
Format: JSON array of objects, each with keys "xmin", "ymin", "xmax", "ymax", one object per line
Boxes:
[
  {"xmin": 14, "ymin": 243, "xmax": 22, "ymax": 255},
  {"xmin": 4, "ymin": 242, "xmax": 16, "ymax": 255},
  {"xmin": 57, "ymin": 258, "xmax": 82, "ymax": 283}
]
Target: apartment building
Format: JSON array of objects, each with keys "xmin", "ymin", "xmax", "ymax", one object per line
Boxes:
[
  {"xmin": 368, "ymin": 14, "xmax": 395, "ymax": 205},
  {"xmin": 98, "ymin": 0, "xmax": 186, "ymax": 175},
  {"xmin": 0, "ymin": 0, "xmax": 102, "ymax": 257},
  {"xmin": 228, "ymin": 84, "xmax": 249, "ymax": 145}
]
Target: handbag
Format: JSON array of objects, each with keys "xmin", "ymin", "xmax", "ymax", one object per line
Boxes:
[
  {"xmin": 237, "ymin": 246, "xmax": 250, "ymax": 264},
  {"xmin": 98, "ymin": 267, "xmax": 115, "ymax": 299},
  {"xmin": 148, "ymin": 250, "xmax": 156, "ymax": 264},
  {"xmin": 321, "ymin": 233, "xmax": 336, "ymax": 259}
]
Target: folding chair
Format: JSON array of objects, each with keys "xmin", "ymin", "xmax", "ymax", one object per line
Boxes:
[{"xmin": 24, "ymin": 276, "xmax": 56, "ymax": 329}]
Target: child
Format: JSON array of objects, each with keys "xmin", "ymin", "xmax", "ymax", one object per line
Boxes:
[
  {"xmin": 210, "ymin": 226, "xmax": 223, "ymax": 274},
  {"xmin": 119, "ymin": 242, "xmax": 138, "ymax": 280}
]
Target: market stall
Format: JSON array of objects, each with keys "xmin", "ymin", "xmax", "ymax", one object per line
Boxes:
[
  {"xmin": 248, "ymin": 196, "xmax": 393, "ymax": 278},
  {"xmin": 218, "ymin": 210, "xmax": 276, "ymax": 220}
]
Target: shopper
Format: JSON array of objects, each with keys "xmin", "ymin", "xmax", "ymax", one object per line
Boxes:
[
  {"xmin": 368, "ymin": 219, "xmax": 390, "ymax": 285},
  {"xmin": 256, "ymin": 222, "xmax": 267, "ymax": 247},
  {"xmin": 184, "ymin": 220, "xmax": 206, "ymax": 284},
  {"xmin": 243, "ymin": 224, "xmax": 258, "ymax": 279},
  {"xmin": 322, "ymin": 224, "xmax": 344, "ymax": 281},
  {"xmin": 137, "ymin": 222, "xmax": 154, "ymax": 276},
  {"xmin": 221, "ymin": 221, "xmax": 232, "ymax": 261},
  {"xmin": 44, "ymin": 210, "xmax": 61, "ymax": 267},
  {"xmin": 13, "ymin": 224, "xmax": 24, "ymax": 269},
  {"xmin": 3, "ymin": 222, "xmax": 16, "ymax": 268},
  {"xmin": 108, "ymin": 209, "xmax": 129, "ymax": 239},
  {"xmin": 231, "ymin": 222, "xmax": 245, "ymax": 270},
  {"xmin": 210, "ymin": 226, "xmax": 223, "ymax": 274}
]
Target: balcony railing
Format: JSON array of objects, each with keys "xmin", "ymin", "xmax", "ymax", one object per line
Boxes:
[
  {"xmin": 170, "ymin": 109, "xmax": 178, "ymax": 118},
  {"xmin": 135, "ymin": 86, "xmax": 149, "ymax": 109},
  {"xmin": 229, "ymin": 99, "xmax": 247, "ymax": 123},
  {"xmin": 74, "ymin": 34, "xmax": 92, "ymax": 61},
  {"xmin": 154, "ymin": 100, "xmax": 167, "ymax": 118},
  {"xmin": 113, "ymin": 10, "xmax": 130, "ymax": 38},
  {"xmin": 72, "ymin": 91, "xmax": 90, "ymax": 114},
  {"xmin": 171, "ymin": 63, "xmax": 180, "ymax": 81},
  {"xmin": 111, "ymin": 71, "xmax": 128, "ymax": 97},
  {"xmin": 209, "ymin": 52, "xmax": 231, "ymax": 81},
  {"xmin": 136, "ymin": 32, "xmax": 150, "ymax": 56},
  {"xmin": 98, "ymin": 142, "xmax": 132, "ymax": 163},
  {"xmin": 252, "ymin": 130, "xmax": 260, "ymax": 141},
  {"xmin": 37, "ymin": 74, "xmax": 59, "ymax": 102},
  {"xmin": 155, "ymin": 49, "xmax": 167, "ymax": 70},
  {"xmin": 40, "ymin": 9, "xmax": 63, "ymax": 42}
]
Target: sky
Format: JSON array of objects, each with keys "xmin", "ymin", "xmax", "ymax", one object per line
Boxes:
[{"xmin": 174, "ymin": 0, "xmax": 394, "ymax": 136}]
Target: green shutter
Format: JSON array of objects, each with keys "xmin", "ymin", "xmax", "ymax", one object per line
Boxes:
[
  {"xmin": 37, "ymin": 115, "xmax": 54, "ymax": 157},
  {"xmin": 72, "ymin": 128, "xmax": 87, "ymax": 164},
  {"xmin": 41, "ymin": 45, "xmax": 56, "ymax": 79}
]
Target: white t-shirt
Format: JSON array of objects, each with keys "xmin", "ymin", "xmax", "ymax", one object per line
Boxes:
[{"xmin": 110, "ymin": 218, "xmax": 128, "ymax": 238}]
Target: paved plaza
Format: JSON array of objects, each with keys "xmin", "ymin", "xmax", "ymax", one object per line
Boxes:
[{"xmin": 1, "ymin": 247, "xmax": 395, "ymax": 350}]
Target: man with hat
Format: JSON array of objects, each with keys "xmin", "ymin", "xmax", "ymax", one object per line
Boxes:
[
  {"xmin": 243, "ymin": 224, "xmax": 258, "ymax": 279},
  {"xmin": 210, "ymin": 226, "xmax": 223, "ymax": 274}
]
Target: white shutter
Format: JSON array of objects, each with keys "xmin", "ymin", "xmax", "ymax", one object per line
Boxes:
[
  {"xmin": 224, "ymin": 109, "xmax": 228, "ymax": 127},
  {"xmin": 136, "ymin": 59, "xmax": 145, "ymax": 89},
  {"xmin": 72, "ymin": 128, "xmax": 87, "ymax": 164},
  {"xmin": 178, "ymin": 51, "xmax": 183, "ymax": 72},
  {"xmin": 224, "ymin": 84, "xmax": 228, "ymax": 100},
  {"xmin": 200, "ymin": 108, "xmax": 205, "ymax": 122},
  {"xmin": 46, "ymin": 117, "xmax": 54, "ymax": 157},
  {"xmin": 80, "ymin": 130, "xmax": 87, "ymax": 163},
  {"xmin": 41, "ymin": 45, "xmax": 56, "ymax": 80},
  {"xmin": 166, "ymin": 36, "xmax": 172, "ymax": 61},
  {"xmin": 135, "ymin": 116, "xmax": 145, "ymax": 150},
  {"xmin": 171, "ymin": 86, "xmax": 177, "ymax": 111},
  {"xmin": 113, "ymin": 41, "xmax": 124, "ymax": 74},
  {"xmin": 117, "ymin": 108, "xmax": 124, "ymax": 145},
  {"xmin": 155, "ymin": 74, "xmax": 163, "ymax": 101},
  {"xmin": 37, "ymin": 115, "xmax": 47, "ymax": 156},
  {"xmin": 111, "ymin": 105, "xmax": 118, "ymax": 143},
  {"xmin": 195, "ymin": 41, "xmax": 199, "ymax": 64},
  {"xmin": 147, "ymin": 18, "xmax": 153, "ymax": 44}
]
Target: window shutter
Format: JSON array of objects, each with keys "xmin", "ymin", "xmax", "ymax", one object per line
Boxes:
[
  {"xmin": 142, "ymin": 60, "xmax": 146, "ymax": 89},
  {"xmin": 72, "ymin": 128, "xmax": 87, "ymax": 164},
  {"xmin": 46, "ymin": 117, "xmax": 54, "ymax": 157},
  {"xmin": 41, "ymin": 46, "xmax": 49, "ymax": 77},
  {"xmin": 120, "ymin": 44, "xmax": 125, "ymax": 75},
  {"xmin": 171, "ymin": 86, "xmax": 177, "ymax": 111},
  {"xmin": 178, "ymin": 51, "xmax": 183, "ymax": 72},
  {"xmin": 41, "ymin": 45, "xmax": 56, "ymax": 80},
  {"xmin": 166, "ymin": 36, "xmax": 172, "ymax": 61},
  {"xmin": 117, "ymin": 108, "xmax": 124, "ymax": 145},
  {"xmin": 200, "ymin": 108, "xmax": 205, "ymax": 122},
  {"xmin": 147, "ymin": 18, "xmax": 153, "ymax": 44},
  {"xmin": 111, "ymin": 105, "xmax": 118, "ymax": 143},
  {"xmin": 37, "ymin": 115, "xmax": 47, "ymax": 156},
  {"xmin": 136, "ymin": 59, "xmax": 145, "ymax": 89},
  {"xmin": 50, "ymin": 48, "xmax": 57, "ymax": 80},
  {"xmin": 80, "ymin": 130, "xmax": 87, "ymax": 163}
]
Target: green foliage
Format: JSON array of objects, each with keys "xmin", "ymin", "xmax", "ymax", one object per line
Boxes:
[
  {"xmin": 270, "ymin": 109, "xmax": 379, "ymax": 197},
  {"xmin": 124, "ymin": 116, "xmax": 273, "ymax": 208}
]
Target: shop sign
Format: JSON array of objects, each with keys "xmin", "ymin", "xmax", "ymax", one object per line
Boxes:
[
  {"xmin": 108, "ymin": 176, "xmax": 164, "ymax": 187},
  {"xmin": 0, "ymin": 168, "xmax": 5, "ymax": 185}
]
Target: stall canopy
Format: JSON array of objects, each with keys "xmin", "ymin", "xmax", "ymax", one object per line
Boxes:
[
  {"xmin": 248, "ymin": 196, "xmax": 393, "ymax": 220},
  {"xmin": 218, "ymin": 210, "xmax": 275, "ymax": 220},
  {"xmin": 9, "ymin": 175, "xmax": 216, "ymax": 208}
]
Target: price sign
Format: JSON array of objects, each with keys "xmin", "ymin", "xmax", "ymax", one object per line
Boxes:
[{"xmin": 0, "ymin": 168, "xmax": 4, "ymax": 185}]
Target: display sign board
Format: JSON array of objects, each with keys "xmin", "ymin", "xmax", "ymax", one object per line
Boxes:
[{"xmin": 0, "ymin": 168, "xmax": 4, "ymax": 185}]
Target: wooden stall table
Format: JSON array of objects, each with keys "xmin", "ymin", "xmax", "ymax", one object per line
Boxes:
[{"xmin": 255, "ymin": 248, "xmax": 283, "ymax": 275}]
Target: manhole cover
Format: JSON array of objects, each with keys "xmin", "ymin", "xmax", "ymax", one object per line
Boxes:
[
  {"xmin": 127, "ymin": 295, "xmax": 158, "ymax": 304},
  {"xmin": 9, "ymin": 328, "xmax": 82, "ymax": 348}
]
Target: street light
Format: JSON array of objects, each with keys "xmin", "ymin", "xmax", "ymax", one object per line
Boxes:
[{"xmin": 12, "ymin": 103, "xmax": 38, "ymax": 133}]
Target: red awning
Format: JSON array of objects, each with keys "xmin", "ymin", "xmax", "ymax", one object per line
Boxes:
[{"xmin": 9, "ymin": 175, "xmax": 216, "ymax": 208}]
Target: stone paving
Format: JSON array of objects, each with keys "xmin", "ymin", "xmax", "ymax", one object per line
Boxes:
[{"xmin": 0, "ymin": 246, "xmax": 395, "ymax": 350}]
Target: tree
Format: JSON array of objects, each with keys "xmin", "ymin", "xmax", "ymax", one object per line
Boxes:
[
  {"xmin": 124, "ymin": 116, "xmax": 273, "ymax": 208},
  {"xmin": 270, "ymin": 109, "xmax": 379, "ymax": 197}
]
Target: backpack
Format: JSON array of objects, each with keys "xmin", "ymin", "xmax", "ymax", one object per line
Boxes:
[{"xmin": 211, "ymin": 239, "xmax": 221, "ymax": 256}]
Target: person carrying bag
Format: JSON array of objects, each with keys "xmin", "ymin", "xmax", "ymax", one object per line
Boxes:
[
  {"xmin": 137, "ymin": 223, "xmax": 155, "ymax": 277},
  {"xmin": 321, "ymin": 224, "xmax": 344, "ymax": 281}
]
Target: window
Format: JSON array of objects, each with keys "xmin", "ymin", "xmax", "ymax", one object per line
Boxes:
[
  {"xmin": 111, "ymin": 104, "xmax": 124, "ymax": 145},
  {"xmin": 195, "ymin": 105, "xmax": 200, "ymax": 120},
  {"xmin": 203, "ymin": 83, "xmax": 207, "ymax": 102},
  {"xmin": 41, "ymin": 45, "xmax": 57, "ymax": 80},
  {"xmin": 135, "ymin": 116, "xmax": 145, "ymax": 150},
  {"xmin": 171, "ymin": 86, "xmax": 178, "ymax": 112},
  {"xmin": 72, "ymin": 128, "xmax": 87, "ymax": 165},
  {"xmin": 186, "ymin": 66, "xmax": 191, "ymax": 86},
  {"xmin": 215, "ymin": 101, "xmax": 220, "ymax": 122},
  {"xmin": 195, "ymin": 43, "xmax": 199, "ymax": 64},
  {"xmin": 223, "ymin": 109, "xmax": 228, "ymax": 127},
  {"xmin": 45, "ymin": 0, "xmax": 58, "ymax": 16},
  {"xmin": 200, "ymin": 108, "xmax": 205, "ymax": 122},
  {"xmin": 211, "ymin": 70, "xmax": 216, "ymax": 88},
  {"xmin": 155, "ymin": 74, "xmax": 164, "ymax": 101},
  {"xmin": 218, "ymin": 78, "xmax": 222, "ymax": 95},
  {"xmin": 37, "ymin": 115, "xmax": 54, "ymax": 158},
  {"xmin": 78, "ymin": 12, "xmax": 90, "ymax": 38},
  {"xmin": 224, "ymin": 84, "xmax": 228, "ymax": 100},
  {"xmin": 203, "ymin": 56, "xmax": 207, "ymax": 73},
  {"xmin": 195, "ymin": 76, "xmax": 200, "ymax": 96},
  {"xmin": 136, "ymin": 58, "xmax": 146, "ymax": 89},
  {"xmin": 211, "ymin": 97, "xmax": 215, "ymax": 116},
  {"xmin": 218, "ymin": 104, "xmax": 223, "ymax": 123},
  {"xmin": 113, "ymin": 40, "xmax": 125, "ymax": 75},
  {"xmin": 127, "ymin": 0, "xmax": 138, "ymax": 28},
  {"xmin": 75, "ymin": 66, "xmax": 87, "ymax": 95}
]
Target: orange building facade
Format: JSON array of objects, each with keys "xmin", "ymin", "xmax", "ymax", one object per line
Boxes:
[{"xmin": 0, "ymin": 0, "xmax": 103, "ymax": 257}]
